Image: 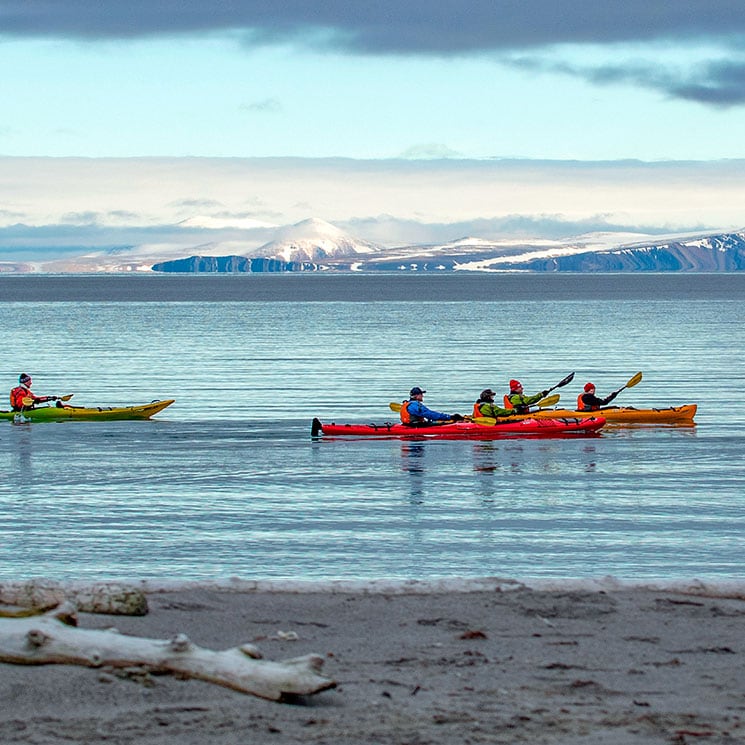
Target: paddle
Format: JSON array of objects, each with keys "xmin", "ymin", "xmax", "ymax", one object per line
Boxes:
[
  {"xmin": 389, "ymin": 392, "xmax": 561, "ymax": 418},
  {"xmin": 21, "ymin": 393, "xmax": 73, "ymax": 407},
  {"xmin": 613, "ymin": 371, "xmax": 642, "ymax": 396},
  {"xmin": 472, "ymin": 394, "xmax": 562, "ymax": 425},
  {"xmin": 545, "ymin": 371, "xmax": 575, "ymax": 395},
  {"xmin": 534, "ymin": 393, "xmax": 560, "ymax": 408},
  {"xmin": 388, "ymin": 402, "xmax": 482, "ymax": 415}
]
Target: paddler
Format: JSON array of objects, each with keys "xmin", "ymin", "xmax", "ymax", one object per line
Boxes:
[
  {"xmin": 473, "ymin": 389, "xmax": 513, "ymax": 418},
  {"xmin": 400, "ymin": 387, "xmax": 463, "ymax": 424},
  {"xmin": 577, "ymin": 382, "xmax": 619, "ymax": 411},
  {"xmin": 10, "ymin": 373, "xmax": 60, "ymax": 411},
  {"xmin": 504, "ymin": 379, "xmax": 549, "ymax": 414}
]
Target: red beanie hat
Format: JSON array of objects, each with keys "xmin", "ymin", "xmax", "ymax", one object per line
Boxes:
[
  {"xmin": 509, "ymin": 379, "xmax": 521, "ymax": 391},
  {"xmin": 584, "ymin": 382, "xmax": 595, "ymax": 392}
]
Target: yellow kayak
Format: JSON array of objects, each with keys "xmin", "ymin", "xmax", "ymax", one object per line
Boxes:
[
  {"xmin": 477, "ymin": 404, "xmax": 696, "ymax": 425},
  {"xmin": 3, "ymin": 399, "xmax": 175, "ymax": 422}
]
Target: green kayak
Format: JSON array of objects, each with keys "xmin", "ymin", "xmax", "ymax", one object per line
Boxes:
[{"xmin": 2, "ymin": 399, "xmax": 175, "ymax": 422}]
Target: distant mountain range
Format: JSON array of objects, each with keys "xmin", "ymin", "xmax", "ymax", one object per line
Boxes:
[
  {"xmin": 152, "ymin": 219, "xmax": 745, "ymax": 273},
  {"xmin": 3, "ymin": 217, "xmax": 745, "ymax": 273}
]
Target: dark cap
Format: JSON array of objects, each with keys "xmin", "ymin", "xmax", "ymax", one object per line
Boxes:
[
  {"xmin": 480, "ymin": 389, "xmax": 496, "ymax": 399},
  {"xmin": 409, "ymin": 386, "xmax": 426, "ymax": 396},
  {"xmin": 19, "ymin": 373, "xmax": 31, "ymax": 384}
]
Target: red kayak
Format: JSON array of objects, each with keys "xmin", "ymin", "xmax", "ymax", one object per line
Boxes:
[{"xmin": 311, "ymin": 416, "xmax": 605, "ymax": 439}]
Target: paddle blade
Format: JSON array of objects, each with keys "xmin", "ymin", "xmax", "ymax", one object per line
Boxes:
[
  {"xmin": 556, "ymin": 371, "xmax": 575, "ymax": 388},
  {"xmin": 537, "ymin": 393, "xmax": 561, "ymax": 408},
  {"xmin": 625, "ymin": 372, "xmax": 643, "ymax": 389},
  {"xmin": 21, "ymin": 397, "xmax": 34, "ymax": 406},
  {"xmin": 60, "ymin": 393, "xmax": 74, "ymax": 401},
  {"xmin": 389, "ymin": 402, "xmax": 402, "ymax": 412}
]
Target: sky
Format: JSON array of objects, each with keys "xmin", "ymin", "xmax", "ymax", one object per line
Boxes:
[{"xmin": 2, "ymin": 1, "xmax": 745, "ymax": 259}]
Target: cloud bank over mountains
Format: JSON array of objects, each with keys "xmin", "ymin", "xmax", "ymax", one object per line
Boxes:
[
  {"xmin": 3, "ymin": 214, "xmax": 744, "ymax": 275},
  {"xmin": 1, "ymin": 155, "xmax": 743, "ymax": 272}
]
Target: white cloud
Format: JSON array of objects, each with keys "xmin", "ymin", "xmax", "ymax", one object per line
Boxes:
[{"xmin": 0, "ymin": 156, "xmax": 742, "ymax": 261}]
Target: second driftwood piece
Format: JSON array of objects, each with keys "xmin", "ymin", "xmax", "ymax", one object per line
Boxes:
[
  {"xmin": 0, "ymin": 603, "xmax": 335, "ymax": 701},
  {"xmin": 0, "ymin": 581, "xmax": 148, "ymax": 615}
]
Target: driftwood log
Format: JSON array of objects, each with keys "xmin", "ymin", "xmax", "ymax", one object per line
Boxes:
[
  {"xmin": 0, "ymin": 603, "xmax": 335, "ymax": 701},
  {"xmin": 0, "ymin": 581, "xmax": 148, "ymax": 615}
]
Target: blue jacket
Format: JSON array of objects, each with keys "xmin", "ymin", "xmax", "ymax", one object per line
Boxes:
[{"xmin": 405, "ymin": 399, "xmax": 451, "ymax": 422}]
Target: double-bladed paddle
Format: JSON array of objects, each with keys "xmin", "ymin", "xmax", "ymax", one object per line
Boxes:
[
  {"xmin": 387, "ymin": 401, "xmax": 463, "ymax": 420},
  {"xmin": 389, "ymin": 392, "xmax": 561, "ymax": 418},
  {"xmin": 21, "ymin": 393, "xmax": 74, "ymax": 407},
  {"xmin": 470, "ymin": 393, "xmax": 563, "ymax": 425}
]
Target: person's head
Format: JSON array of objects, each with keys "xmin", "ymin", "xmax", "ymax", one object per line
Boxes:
[
  {"xmin": 509, "ymin": 379, "xmax": 522, "ymax": 393},
  {"xmin": 19, "ymin": 373, "xmax": 31, "ymax": 387},
  {"xmin": 480, "ymin": 388, "xmax": 496, "ymax": 402},
  {"xmin": 584, "ymin": 382, "xmax": 596, "ymax": 394},
  {"xmin": 409, "ymin": 386, "xmax": 425, "ymax": 399}
]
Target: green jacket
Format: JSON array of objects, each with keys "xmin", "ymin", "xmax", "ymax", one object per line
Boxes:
[
  {"xmin": 507, "ymin": 391, "xmax": 545, "ymax": 413},
  {"xmin": 475, "ymin": 401, "xmax": 513, "ymax": 418}
]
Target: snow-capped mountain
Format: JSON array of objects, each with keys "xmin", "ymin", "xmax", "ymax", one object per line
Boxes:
[
  {"xmin": 4, "ymin": 217, "xmax": 745, "ymax": 273},
  {"xmin": 247, "ymin": 217, "xmax": 382, "ymax": 262},
  {"xmin": 490, "ymin": 230, "xmax": 745, "ymax": 272},
  {"xmin": 150, "ymin": 226, "xmax": 745, "ymax": 273}
]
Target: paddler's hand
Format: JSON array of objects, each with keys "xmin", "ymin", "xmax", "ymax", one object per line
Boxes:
[{"xmin": 450, "ymin": 413, "xmax": 464, "ymax": 421}]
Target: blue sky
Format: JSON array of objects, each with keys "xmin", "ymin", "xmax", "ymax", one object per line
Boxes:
[
  {"xmin": 2, "ymin": 1, "xmax": 745, "ymax": 258},
  {"xmin": 3, "ymin": 2, "xmax": 745, "ymax": 160}
]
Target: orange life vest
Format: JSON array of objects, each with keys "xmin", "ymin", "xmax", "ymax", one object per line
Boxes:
[
  {"xmin": 400, "ymin": 400, "xmax": 413, "ymax": 423},
  {"xmin": 503, "ymin": 395, "xmax": 514, "ymax": 409},
  {"xmin": 577, "ymin": 393, "xmax": 598, "ymax": 411}
]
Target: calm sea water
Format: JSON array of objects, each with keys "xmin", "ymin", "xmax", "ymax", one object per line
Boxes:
[{"xmin": 0, "ymin": 273, "xmax": 743, "ymax": 583}]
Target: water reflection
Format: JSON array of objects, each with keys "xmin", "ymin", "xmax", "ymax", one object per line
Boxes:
[
  {"xmin": 8, "ymin": 424, "xmax": 34, "ymax": 485},
  {"xmin": 400, "ymin": 442, "xmax": 426, "ymax": 503}
]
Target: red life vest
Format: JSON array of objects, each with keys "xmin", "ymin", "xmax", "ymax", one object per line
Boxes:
[{"xmin": 10, "ymin": 385, "xmax": 30, "ymax": 411}]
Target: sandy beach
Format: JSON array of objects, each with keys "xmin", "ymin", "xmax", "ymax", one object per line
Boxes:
[{"xmin": 1, "ymin": 579, "xmax": 744, "ymax": 744}]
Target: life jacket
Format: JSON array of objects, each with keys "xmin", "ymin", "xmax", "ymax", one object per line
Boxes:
[
  {"xmin": 10, "ymin": 385, "xmax": 30, "ymax": 411},
  {"xmin": 503, "ymin": 395, "xmax": 514, "ymax": 409},
  {"xmin": 400, "ymin": 400, "xmax": 417, "ymax": 423},
  {"xmin": 473, "ymin": 402, "xmax": 483, "ymax": 417},
  {"xmin": 577, "ymin": 393, "xmax": 598, "ymax": 411}
]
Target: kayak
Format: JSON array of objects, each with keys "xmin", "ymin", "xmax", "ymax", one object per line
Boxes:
[
  {"xmin": 478, "ymin": 404, "xmax": 697, "ymax": 425},
  {"xmin": 311, "ymin": 416, "xmax": 605, "ymax": 439},
  {"xmin": 2, "ymin": 399, "xmax": 175, "ymax": 423}
]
